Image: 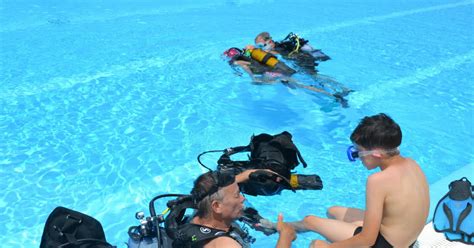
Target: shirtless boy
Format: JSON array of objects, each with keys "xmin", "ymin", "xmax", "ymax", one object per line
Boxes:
[{"xmin": 302, "ymin": 113, "xmax": 430, "ymax": 247}]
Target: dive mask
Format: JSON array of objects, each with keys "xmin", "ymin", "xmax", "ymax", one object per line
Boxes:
[
  {"xmin": 346, "ymin": 145, "xmax": 399, "ymax": 162},
  {"xmin": 346, "ymin": 145, "xmax": 359, "ymax": 162},
  {"xmin": 255, "ymin": 41, "xmax": 272, "ymax": 51}
]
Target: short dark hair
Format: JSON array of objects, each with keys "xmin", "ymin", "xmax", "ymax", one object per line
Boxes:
[{"xmin": 350, "ymin": 113, "xmax": 402, "ymax": 151}]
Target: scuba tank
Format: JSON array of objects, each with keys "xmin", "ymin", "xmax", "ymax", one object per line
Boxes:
[
  {"xmin": 247, "ymin": 49, "xmax": 296, "ymax": 75},
  {"xmin": 249, "ymin": 48, "xmax": 279, "ymax": 67}
]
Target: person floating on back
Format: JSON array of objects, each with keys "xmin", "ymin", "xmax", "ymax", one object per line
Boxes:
[
  {"xmin": 254, "ymin": 32, "xmax": 353, "ymax": 98},
  {"xmin": 222, "ymin": 46, "xmax": 349, "ymax": 106},
  {"xmin": 222, "ymin": 31, "xmax": 353, "ymax": 104}
]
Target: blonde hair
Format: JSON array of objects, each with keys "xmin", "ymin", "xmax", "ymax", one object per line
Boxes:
[{"xmin": 255, "ymin": 32, "xmax": 271, "ymax": 43}]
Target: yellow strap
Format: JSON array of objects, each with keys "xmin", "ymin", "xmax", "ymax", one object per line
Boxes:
[
  {"xmin": 290, "ymin": 174, "xmax": 299, "ymax": 189},
  {"xmin": 162, "ymin": 208, "xmax": 170, "ymax": 215},
  {"xmin": 288, "ymin": 35, "xmax": 301, "ymax": 56}
]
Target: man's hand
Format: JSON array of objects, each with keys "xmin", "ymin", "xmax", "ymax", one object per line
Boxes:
[
  {"xmin": 245, "ymin": 45, "xmax": 255, "ymax": 50},
  {"xmin": 276, "ymin": 213, "xmax": 296, "ymax": 248},
  {"xmin": 235, "ymin": 169, "xmax": 259, "ymax": 183},
  {"xmin": 310, "ymin": 240, "xmax": 330, "ymax": 248}
]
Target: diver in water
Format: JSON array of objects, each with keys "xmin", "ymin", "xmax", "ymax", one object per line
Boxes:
[
  {"xmin": 222, "ymin": 47, "xmax": 345, "ymax": 100},
  {"xmin": 254, "ymin": 32, "xmax": 353, "ymax": 99},
  {"xmin": 40, "ymin": 132, "xmax": 320, "ymax": 248},
  {"xmin": 223, "ymin": 47, "xmax": 295, "ymax": 83},
  {"xmin": 254, "ymin": 32, "xmax": 329, "ymax": 75},
  {"xmin": 170, "ymin": 169, "xmax": 296, "ymax": 248}
]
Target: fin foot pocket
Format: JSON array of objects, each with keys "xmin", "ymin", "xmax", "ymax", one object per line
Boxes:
[
  {"xmin": 291, "ymin": 174, "xmax": 323, "ymax": 190},
  {"xmin": 240, "ymin": 208, "xmax": 277, "ymax": 236}
]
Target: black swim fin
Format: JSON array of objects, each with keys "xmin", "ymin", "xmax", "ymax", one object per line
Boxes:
[
  {"xmin": 333, "ymin": 93, "xmax": 349, "ymax": 108},
  {"xmin": 240, "ymin": 207, "xmax": 277, "ymax": 236},
  {"xmin": 290, "ymin": 174, "xmax": 323, "ymax": 190}
]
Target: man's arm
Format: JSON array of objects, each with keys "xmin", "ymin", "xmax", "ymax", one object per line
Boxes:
[
  {"xmin": 328, "ymin": 174, "xmax": 386, "ymax": 247},
  {"xmin": 235, "ymin": 169, "xmax": 259, "ymax": 183},
  {"xmin": 235, "ymin": 169, "xmax": 282, "ymax": 184}
]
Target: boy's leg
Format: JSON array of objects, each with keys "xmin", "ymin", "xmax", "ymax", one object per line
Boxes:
[
  {"xmin": 257, "ymin": 206, "xmax": 364, "ymax": 235},
  {"xmin": 303, "ymin": 215, "xmax": 359, "ymax": 242},
  {"xmin": 327, "ymin": 206, "xmax": 364, "ymax": 226}
]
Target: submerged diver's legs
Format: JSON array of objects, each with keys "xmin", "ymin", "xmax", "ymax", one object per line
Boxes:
[
  {"xmin": 311, "ymin": 74, "xmax": 353, "ymax": 94},
  {"xmin": 288, "ymin": 81, "xmax": 336, "ymax": 98},
  {"xmin": 303, "ymin": 215, "xmax": 359, "ymax": 242},
  {"xmin": 326, "ymin": 206, "xmax": 364, "ymax": 226}
]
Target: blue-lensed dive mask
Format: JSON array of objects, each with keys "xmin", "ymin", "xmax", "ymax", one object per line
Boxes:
[
  {"xmin": 255, "ymin": 40, "xmax": 272, "ymax": 51},
  {"xmin": 347, "ymin": 145, "xmax": 359, "ymax": 162},
  {"xmin": 255, "ymin": 42, "xmax": 267, "ymax": 49},
  {"xmin": 346, "ymin": 145, "xmax": 399, "ymax": 162}
]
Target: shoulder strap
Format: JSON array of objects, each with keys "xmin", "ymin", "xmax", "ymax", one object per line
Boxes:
[{"xmin": 173, "ymin": 223, "xmax": 231, "ymax": 247}]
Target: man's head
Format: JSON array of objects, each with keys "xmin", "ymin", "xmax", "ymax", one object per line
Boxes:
[
  {"xmin": 350, "ymin": 113, "xmax": 401, "ymax": 167},
  {"xmin": 191, "ymin": 171, "xmax": 245, "ymax": 220},
  {"xmin": 255, "ymin": 32, "xmax": 275, "ymax": 51}
]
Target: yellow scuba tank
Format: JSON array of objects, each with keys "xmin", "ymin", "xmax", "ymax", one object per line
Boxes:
[{"xmin": 249, "ymin": 49, "xmax": 279, "ymax": 67}]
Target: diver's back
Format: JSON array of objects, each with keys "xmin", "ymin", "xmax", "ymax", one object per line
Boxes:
[{"xmin": 380, "ymin": 157, "xmax": 429, "ymax": 247}]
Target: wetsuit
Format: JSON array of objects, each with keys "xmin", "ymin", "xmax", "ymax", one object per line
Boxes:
[{"xmin": 353, "ymin": 226, "xmax": 416, "ymax": 248}]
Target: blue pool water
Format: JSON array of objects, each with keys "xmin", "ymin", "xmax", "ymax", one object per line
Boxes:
[{"xmin": 1, "ymin": 0, "xmax": 473, "ymax": 247}]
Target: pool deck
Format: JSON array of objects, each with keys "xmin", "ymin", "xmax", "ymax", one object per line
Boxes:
[{"xmin": 415, "ymin": 163, "xmax": 473, "ymax": 247}]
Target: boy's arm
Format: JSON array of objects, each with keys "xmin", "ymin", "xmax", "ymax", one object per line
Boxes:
[
  {"xmin": 329, "ymin": 174, "xmax": 386, "ymax": 247},
  {"xmin": 276, "ymin": 213, "xmax": 296, "ymax": 248}
]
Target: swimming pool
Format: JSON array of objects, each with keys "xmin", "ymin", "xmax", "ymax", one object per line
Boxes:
[{"xmin": 1, "ymin": 0, "xmax": 473, "ymax": 247}]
